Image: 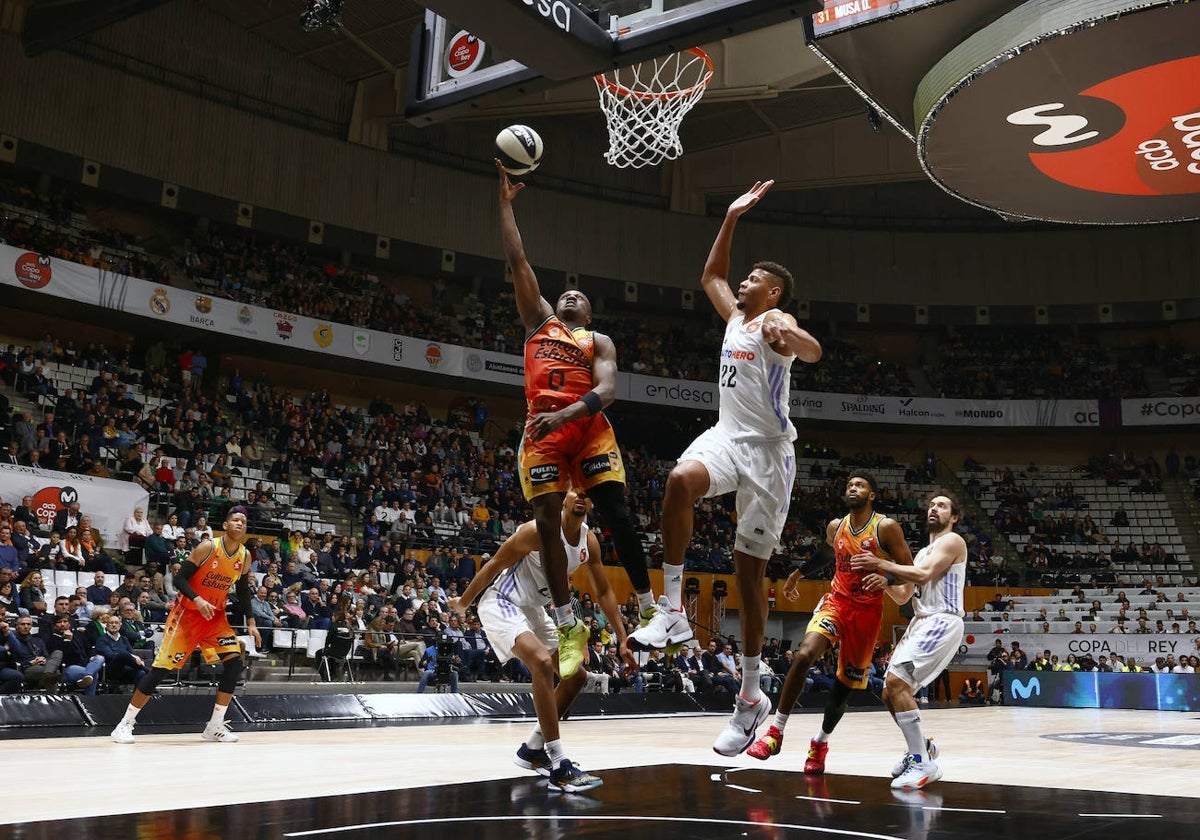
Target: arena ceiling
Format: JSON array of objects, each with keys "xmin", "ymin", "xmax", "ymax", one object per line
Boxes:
[
  {"xmin": 196, "ymin": 1, "xmax": 962, "ymax": 220},
  {"xmin": 14, "ymin": 0, "xmax": 1004, "ymax": 225}
]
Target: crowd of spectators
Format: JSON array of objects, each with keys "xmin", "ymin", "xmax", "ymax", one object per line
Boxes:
[
  {"xmin": 961, "ymin": 453, "xmax": 1174, "ymax": 586},
  {"xmin": 925, "ymin": 328, "xmax": 1148, "ymax": 399},
  {"xmin": 9, "ymin": 170, "xmax": 1200, "ymax": 401},
  {"xmin": 0, "ymin": 179, "xmax": 169, "ymax": 285}
]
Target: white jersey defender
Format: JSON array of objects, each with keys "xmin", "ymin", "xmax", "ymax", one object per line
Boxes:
[
  {"xmin": 679, "ymin": 310, "xmax": 797, "ymax": 559},
  {"xmin": 717, "ymin": 311, "xmax": 797, "ymax": 444},
  {"xmin": 477, "ymin": 520, "xmax": 590, "ymax": 664},
  {"xmin": 888, "ymin": 532, "xmax": 966, "ymax": 690}
]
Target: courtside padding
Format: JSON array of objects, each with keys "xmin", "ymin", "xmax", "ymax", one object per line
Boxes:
[{"xmin": 0, "ymin": 689, "xmax": 884, "ymax": 730}]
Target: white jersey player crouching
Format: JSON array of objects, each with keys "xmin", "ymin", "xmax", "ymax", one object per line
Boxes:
[
  {"xmin": 851, "ymin": 490, "xmax": 967, "ymax": 791},
  {"xmin": 448, "ymin": 488, "xmax": 636, "ymax": 793}
]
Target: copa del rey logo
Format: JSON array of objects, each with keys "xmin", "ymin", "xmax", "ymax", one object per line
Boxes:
[
  {"xmin": 917, "ymin": 4, "xmax": 1200, "ymax": 224},
  {"xmin": 31, "ymin": 484, "xmax": 79, "ymax": 528},
  {"xmin": 1007, "ymin": 57, "xmax": 1200, "ymax": 197},
  {"xmin": 14, "ymin": 252, "xmax": 51, "ymax": 289}
]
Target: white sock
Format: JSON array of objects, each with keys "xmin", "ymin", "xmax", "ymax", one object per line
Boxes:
[
  {"xmin": 895, "ymin": 709, "xmax": 927, "ymax": 762},
  {"xmin": 773, "ymin": 711, "xmax": 790, "ymax": 732},
  {"xmin": 662, "ymin": 563, "xmax": 684, "ymax": 608},
  {"xmin": 814, "ymin": 729, "xmax": 831, "ymax": 744},
  {"xmin": 209, "ymin": 703, "xmax": 228, "ymax": 726},
  {"xmin": 526, "ymin": 726, "xmax": 545, "ymax": 751},
  {"xmin": 552, "ymin": 604, "xmax": 576, "ymax": 628},
  {"xmin": 544, "ymin": 738, "xmax": 566, "ymax": 768},
  {"xmin": 636, "ymin": 590, "xmax": 655, "ymax": 613},
  {"xmin": 121, "ymin": 705, "xmax": 140, "ymax": 725},
  {"xmin": 739, "ymin": 654, "xmax": 762, "ymax": 703}
]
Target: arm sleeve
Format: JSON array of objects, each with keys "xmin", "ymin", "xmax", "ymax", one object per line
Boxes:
[
  {"xmin": 796, "ymin": 542, "xmax": 836, "ymax": 578},
  {"xmin": 235, "ymin": 574, "xmax": 253, "ymax": 622},
  {"xmin": 173, "ymin": 561, "xmax": 201, "ymax": 601}
]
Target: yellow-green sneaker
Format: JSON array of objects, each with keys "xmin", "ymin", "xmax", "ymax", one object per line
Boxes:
[{"xmin": 557, "ymin": 619, "xmax": 589, "ymax": 679}]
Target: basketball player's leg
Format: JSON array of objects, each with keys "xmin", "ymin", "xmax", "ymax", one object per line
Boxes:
[
  {"xmin": 194, "ymin": 619, "xmax": 246, "ymax": 741},
  {"xmin": 112, "ymin": 607, "xmax": 199, "ymax": 743},
  {"xmin": 586, "ymin": 481, "xmax": 651, "ymax": 594},
  {"xmin": 732, "ymin": 548, "xmax": 770, "ymax": 698},
  {"xmin": 728, "ymin": 441, "xmax": 794, "ymax": 704},
  {"xmin": 513, "ymin": 619, "xmax": 600, "ymax": 791},
  {"xmin": 575, "ymin": 420, "xmax": 654, "ymax": 613},
  {"xmin": 531, "ymin": 491, "xmax": 569, "ymax": 610},
  {"xmin": 519, "ymin": 432, "xmax": 585, "ymax": 677},
  {"xmin": 797, "ymin": 605, "xmax": 883, "ymax": 771},
  {"xmin": 631, "ymin": 427, "xmax": 732, "ymax": 651},
  {"xmin": 884, "ymin": 615, "xmax": 962, "ymax": 788},
  {"xmin": 477, "ymin": 591, "xmax": 592, "ymax": 785},
  {"xmin": 512, "ymin": 631, "xmax": 564, "ymax": 749},
  {"xmin": 519, "ymin": 429, "xmax": 575, "ymax": 612},
  {"xmin": 747, "ymin": 628, "xmax": 831, "ymax": 760}
]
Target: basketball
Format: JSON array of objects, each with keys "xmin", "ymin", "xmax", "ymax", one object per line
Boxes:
[{"xmin": 495, "ymin": 124, "xmax": 543, "ymax": 175}]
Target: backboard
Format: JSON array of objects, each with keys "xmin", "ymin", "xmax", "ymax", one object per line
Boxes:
[{"xmin": 406, "ymin": 0, "xmax": 823, "ymax": 124}]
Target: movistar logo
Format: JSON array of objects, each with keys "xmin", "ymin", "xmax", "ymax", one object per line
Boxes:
[
  {"xmin": 1006, "ymin": 104, "xmax": 1099, "ymax": 147},
  {"xmin": 1011, "ymin": 677, "xmax": 1042, "ymax": 700}
]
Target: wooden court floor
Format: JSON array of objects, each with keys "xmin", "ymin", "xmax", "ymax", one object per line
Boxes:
[{"xmin": 4, "ymin": 704, "xmax": 1198, "ymax": 838}]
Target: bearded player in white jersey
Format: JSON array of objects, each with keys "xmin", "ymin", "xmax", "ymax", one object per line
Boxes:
[
  {"xmin": 629, "ymin": 180, "xmax": 823, "ymax": 755},
  {"xmin": 448, "ymin": 488, "xmax": 635, "ymax": 793},
  {"xmin": 852, "ymin": 491, "xmax": 967, "ymax": 790}
]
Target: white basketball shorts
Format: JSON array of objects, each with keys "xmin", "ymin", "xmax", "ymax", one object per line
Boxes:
[
  {"xmin": 678, "ymin": 426, "xmax": 795, "ymax": 559},
  {"xmin": 887, "ymin": 613, "xmax": 965, "ymax": 691},
  {"xmin": 477, "ymin": 587, "xmax": 556, "ymax": 665}
]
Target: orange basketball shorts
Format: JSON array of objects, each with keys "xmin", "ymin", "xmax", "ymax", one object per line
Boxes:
[
  {"xmin": 806, "ymin": 592, "xmax": 884, "ymax": 689},
  {"xmin": 152, "ymin": 604, "xmax": 241, "ymax": 669},
  {"xmin": 519, "ymin": 412, "xmax": 627, "ymax": 500}
]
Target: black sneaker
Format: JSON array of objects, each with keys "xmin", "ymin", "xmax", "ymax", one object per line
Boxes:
[
  {"xmin": 512, "ymin": 742, "xmax": 552, "ymax": 777},
  {"xmin": 548, "ymin": 760, "xmax": 603, "ymax": 793}
]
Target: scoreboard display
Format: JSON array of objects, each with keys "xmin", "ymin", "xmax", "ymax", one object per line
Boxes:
[{"xmin": 810, "ymin": 0, "xmax": 947, "ymax": 35}]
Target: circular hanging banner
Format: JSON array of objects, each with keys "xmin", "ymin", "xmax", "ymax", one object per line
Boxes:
[
  {"xmin": 445, "ymin": 30, "xmax": 486, "ymax": 79},
  {"xmin": 916, "ymin": 0, "xmax": 1200, "ymax": 224}
]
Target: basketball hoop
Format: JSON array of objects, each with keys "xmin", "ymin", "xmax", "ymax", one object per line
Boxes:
[{"xmin": 594, "ymin": 47, "xmax": 714, "ymax": 169}]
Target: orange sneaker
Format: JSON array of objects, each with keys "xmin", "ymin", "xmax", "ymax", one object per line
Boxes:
[
  {"xmin": 803, "ymin": 739, "xmax": 829, "ymax": 775},
  {"xmin": 747, "ymin": 725, "xmax": 783, "ymax": 760}
]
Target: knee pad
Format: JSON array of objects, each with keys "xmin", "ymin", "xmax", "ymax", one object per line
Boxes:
[
  {"xmin": 217, "ymin": 654, "xmax": 244, "ymax": 694},
  {"xmin": 587, "ymin": 481, "xmax": 650, "ymax": 589},
  {"xmin": 137, "ymin": 667, "xmax": 172, "ymax": 695},
  {"xmin": 829, "ymin": 679, "xmax": 853, "ymax": 711}
]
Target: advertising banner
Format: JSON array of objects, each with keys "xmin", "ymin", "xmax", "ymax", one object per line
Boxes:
[
  {"xmin": 1123, "ymin": 397, "xmax": 1200, "ymax": 427},
  {"xmin": 1003, "ymin": 670, "xmax": 1200, "ymax": 712},
  {"xmin": 0, "ymin": 463, "xmax": 149, "ymax": 544},
  {"xmin": 6, "ymin": 244, "xmax": 1192, "ymax": 427},
  {"xmin": 962, "ymin": 631, "xmax": 1194, "ymax": 667}
]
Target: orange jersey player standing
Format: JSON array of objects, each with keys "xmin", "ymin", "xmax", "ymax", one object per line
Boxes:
[
  {"xmin": 747, "ymin": 473, "xmax": 914, "ymax": 772},
  {"xmin": 111, "ymin": 506, "xmax": 260, "ymax": 745}
]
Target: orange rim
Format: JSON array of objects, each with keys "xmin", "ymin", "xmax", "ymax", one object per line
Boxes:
[{"xmin": 594, "ymin": 47, "xmax": 714, "ymax": 102}]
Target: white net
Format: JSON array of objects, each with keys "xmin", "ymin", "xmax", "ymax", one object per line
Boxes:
[{"xmin": 594, "ymin": 47, "xmax": 714, "ymax": 169}]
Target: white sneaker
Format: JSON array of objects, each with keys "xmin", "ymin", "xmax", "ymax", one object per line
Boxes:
[
  {"xmin": 891, "ymin": 757, "xmax": 942, "ymax": 790},
  {"xmin": 891, "ymin": 737, "xmax": 938, "ymax": 777},
  {"xmin": 111, "ymin": 720, "xmax": 136, "ymax": 744},
  {"xmin": 201, "ymin": 721, "xmax": 240, "ymax": 742},
  {"xmin": 627, "ymin": 597, "xmax": 691, "ymax": 651},
  {"xmin": 712, "ymin": 694, "xmax": 771, "ymax": 756}
]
